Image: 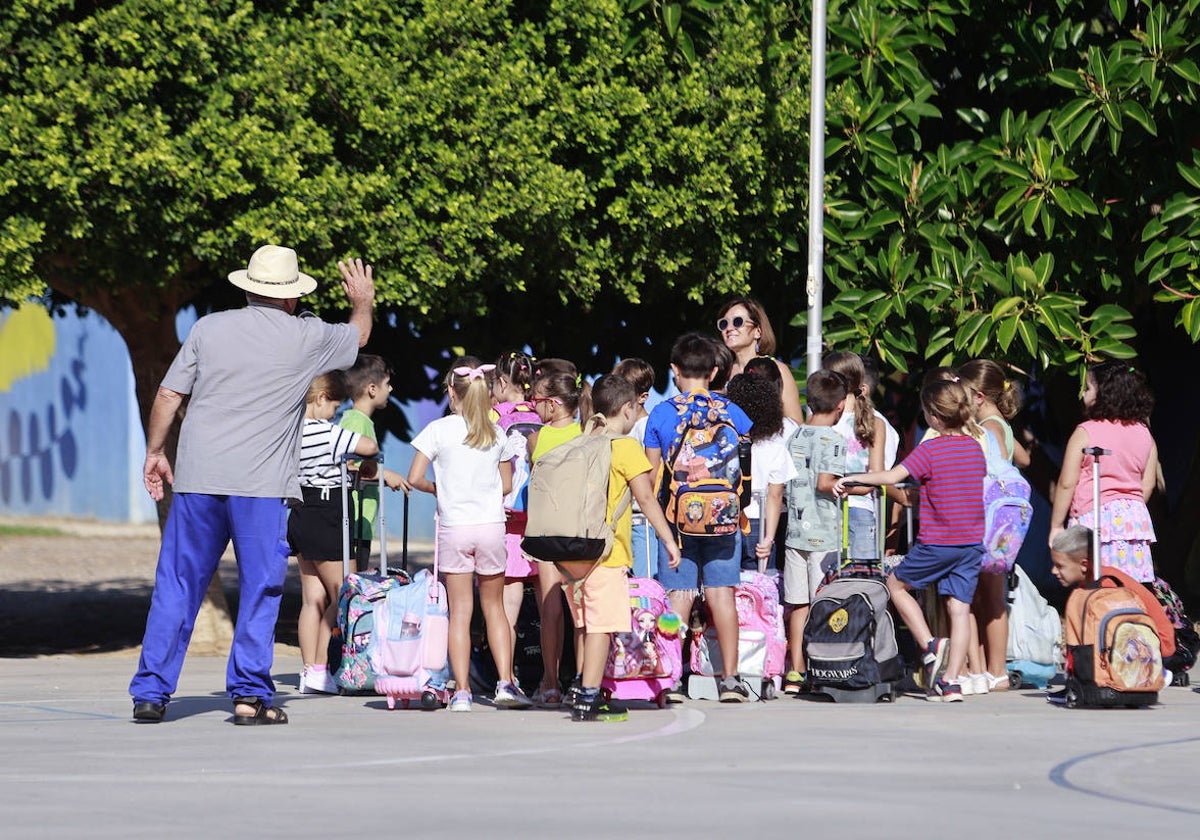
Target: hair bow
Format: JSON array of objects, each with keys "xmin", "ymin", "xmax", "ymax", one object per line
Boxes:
[{"xmin": 454, "ymin": 363, "xmax": 496, "ymax": 381}]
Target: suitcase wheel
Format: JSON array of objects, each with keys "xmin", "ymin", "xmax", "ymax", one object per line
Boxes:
[
  {"xmin": 655, "ymin": 690, "xmax": 667, "ymax": 709},
  {"xmin": 420, "ymin": 690, "xmax": 441, "ymax": 710},
  {"xmin": 761, "ymin": 680, "xmax": 777, "ymax": 701},
  {"xmin": 1008, "ymin": 671, "xmax": 1022, "ymax": 690}
]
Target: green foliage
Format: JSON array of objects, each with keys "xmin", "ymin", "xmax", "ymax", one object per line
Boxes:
[
  {"xmin": 814, "ymin": 0, "xmax": 1200, "ymax": 376},
  {"xmin": 0, "ymin": 0, "xmax": 809, "ymax": 336}
]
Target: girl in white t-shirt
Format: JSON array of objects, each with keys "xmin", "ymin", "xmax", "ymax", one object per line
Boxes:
[
  {"xmin": 725, "ymin": 373, "xmax": 799, "ymax": 571},
  {"xmin": 407, "ymin": 357, "xmax": 531, "ymax": 713}
]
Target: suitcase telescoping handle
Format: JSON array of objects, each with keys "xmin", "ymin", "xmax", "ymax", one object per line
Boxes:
[
  {"xmin": 340, "ymin": 453, "xmax": 388, "ymax": 580},
  {"xmin": 1083, "ymin": 446, "xmax": 1111, "ymax": 583}
]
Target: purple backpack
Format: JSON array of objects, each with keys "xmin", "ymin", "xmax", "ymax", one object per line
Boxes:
[{"xmin": 980, "ymin": 431, "xmax": 1032, "ymax": 574}]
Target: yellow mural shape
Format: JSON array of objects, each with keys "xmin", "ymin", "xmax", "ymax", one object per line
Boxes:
[{"xmin": 0, "ymin": 303, "xmax": 56, "ymax": 393}]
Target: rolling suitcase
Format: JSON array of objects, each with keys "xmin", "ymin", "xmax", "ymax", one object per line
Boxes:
[
  {"xmin": 601, "ymin": 577, "xmax": 683, "ymax": 707},
  {"xmin": 1063, "ymin": 446, "xmax": 1162, "ymax": 708},
  {"xmin": 333, "ymin": 455, "xmax": 410, "ymax": 694}
]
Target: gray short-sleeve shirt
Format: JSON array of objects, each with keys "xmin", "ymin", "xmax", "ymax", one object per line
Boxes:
[{"xmin": 162, "ymin": 303, "xmax": 360, "ymax": 501}]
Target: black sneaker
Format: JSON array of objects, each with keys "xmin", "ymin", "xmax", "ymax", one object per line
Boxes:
[
  {"xmin": 782, "ymin": 670, "xmax": 808, "ymax": 695},
  {"xmin": 563, "ymin": 677, "xmax": 582, "ymax": 707},
  {"xmin": 571, "ymin": 693, "xmax": 629, "ymax": 722},
  {"xmin": 664, "ymin": 679, "xmax": 688, "ymax": 704},
  {"xmin": 718, "ymin": 676, "xmax": 750, "ymax": 703}
]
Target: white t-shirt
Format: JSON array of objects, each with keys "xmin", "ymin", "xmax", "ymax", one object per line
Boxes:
[
  {"xmin": 744, "ymin": 431, "xmax": 799, "ymax": 520},
  {"xmin": 410, "ymin": 414, "xmax": 508, "ymax": 527},
  {"xmin": 834, "ymin": 409, "xmax": 899, "ymax": 512}
]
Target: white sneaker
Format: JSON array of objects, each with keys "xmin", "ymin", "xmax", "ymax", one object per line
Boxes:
[
  {"xmin": 969, "ymin": 673, "xmax": 990, "ymax": 695},
  {"xmin": 300, "ymin": 667, "xmax": 338, "ymax": 695},
  {"xmin": 952, "ymin": 675, "xmax": 976, "ymax": 696},
  {"xmin": 449, "ymin": 690, "xmax": 473, "ymax": 712},
  {"xmin": 493, "ymin": 681, "xmax": 533, "ymax": 709}
]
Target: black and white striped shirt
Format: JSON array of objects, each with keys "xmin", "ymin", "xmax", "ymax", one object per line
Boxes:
[{"xmin": 298, "ymin": 418, "xmax": 362, "ymax": 489}]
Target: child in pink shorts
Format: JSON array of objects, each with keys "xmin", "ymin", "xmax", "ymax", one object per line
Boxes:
[{"xmin": 407, "ymin": 357, "xmax": 533, "ymax": 713}]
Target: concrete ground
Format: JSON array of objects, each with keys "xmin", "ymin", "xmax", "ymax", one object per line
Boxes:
[{"xmin": 1, "ymin": 653, "xmax": 1197, "ymax": 839}]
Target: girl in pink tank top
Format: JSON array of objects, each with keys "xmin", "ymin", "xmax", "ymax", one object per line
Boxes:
[{"xmin": 1049, "ymin": 362, "xmax": 1159, "ymax": 581}]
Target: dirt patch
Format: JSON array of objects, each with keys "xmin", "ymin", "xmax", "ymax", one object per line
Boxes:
[{"xmin": 0, "ymin": 517, "xmax": 432, "ymax": 657}]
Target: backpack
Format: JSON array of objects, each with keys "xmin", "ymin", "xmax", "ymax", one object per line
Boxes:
[
  {"xmin": 1006, "ymin": 565, "xmax": 1062, "ymax": 667},
  {"xmin": 606, "ymin": 578, "xmax": 683, "ymax": 682},
  {"xmin": 334, "ymin": 572, "xmax": 407, "ymax": 693},
  {"xmin": 979, "ymin": 430, "xmax": 1033, "ymax": 575},
  {"xmin": 690, "ymin": 571, "xmax": 787, "ymax": 680},
  {"xmin": 494, "ymin": 401, "xmax": 542, "ymax": 515},
  {"xmin": 521, "ymin": 421, "xmax": 631, "ymax": 562},
  {"xmin": 658, "ymin": 391, "xmax": 747, "ymax": 538},
  {"xmin": 803, "ymin": 577, "xmax": 903, "ymax": 691},
  {"xmin": 1065, "ymin": 577, "xmax": 1164, "ymax": 696},
  {"xmin": 369, "ymin": 569, "xmax": 450, "ymax": 692}
]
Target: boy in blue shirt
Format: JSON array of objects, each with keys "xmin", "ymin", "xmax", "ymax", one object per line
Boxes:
[{"xmin": 644, "ymin": 333, "xmax": 753, "ymax": 702}]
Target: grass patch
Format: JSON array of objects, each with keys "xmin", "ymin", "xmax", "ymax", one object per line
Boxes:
[{"xmin": 0, "ymin": 524, "xmax": 66, "ymax": 537}]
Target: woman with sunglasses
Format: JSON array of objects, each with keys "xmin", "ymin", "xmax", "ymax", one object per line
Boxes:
[{"xmin": 716, "ymin": 298, "xmax": 804, "ymax": 424}]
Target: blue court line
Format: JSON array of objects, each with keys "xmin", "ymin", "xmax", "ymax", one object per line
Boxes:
[
  {"xmin": 0, "ymin": 703, "xmax": 125, "ymax": 721},
  {"xmin": 1048, "ymin": 736, "xmax": 1200, "ymax": 816}
]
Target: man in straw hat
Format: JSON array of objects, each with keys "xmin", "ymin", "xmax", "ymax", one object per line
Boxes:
[{"xmin": 129, "ymin": 245, "xmax": 375, "ymax": 726}]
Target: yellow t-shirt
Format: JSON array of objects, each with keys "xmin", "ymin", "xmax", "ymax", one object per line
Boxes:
[
  {"xmin": 603, "ymin": 438, "xmax": 653, "ymax": 568},
  {"xmin": 531, "ymin": 422, "xmax": 581, "ymax": 463}
]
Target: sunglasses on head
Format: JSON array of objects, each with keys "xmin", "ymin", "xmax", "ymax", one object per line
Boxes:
[{"xmin": 717, "ymin": 315, "xmax": 754, "ymax": 332}]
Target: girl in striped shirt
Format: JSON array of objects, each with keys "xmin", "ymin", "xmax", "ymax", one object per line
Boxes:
[
  {"xmin": 834, "ymin": 379, "xmax": 986, "ymax": 702},
  {"xmin": 288, "ymin": 371, "xmax": 379, "ymax": 694}
]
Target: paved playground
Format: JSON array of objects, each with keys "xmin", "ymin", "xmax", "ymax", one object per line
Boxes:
[{"xmin": 1, "ymin": 651, "xmax": 1197, "ymax": 839}]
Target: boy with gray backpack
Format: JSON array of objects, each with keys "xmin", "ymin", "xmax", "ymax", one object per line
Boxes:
[{"xmin": 523, "ymin": 375, "xmax": 680, "ymax": 721}]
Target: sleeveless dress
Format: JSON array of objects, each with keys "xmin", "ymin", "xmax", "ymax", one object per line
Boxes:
[{"xmin": 1067, "ymin": 420, "xmax": 1156, "ymax": 582}]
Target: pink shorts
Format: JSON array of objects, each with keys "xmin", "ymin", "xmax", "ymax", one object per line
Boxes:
[
  {"xmin": 437, "ymin": 522, "xmax": 507, "ymax": 576},
  {"xmin": 505, "ymin": 532, "xmax": 539, "ymax": 579}
]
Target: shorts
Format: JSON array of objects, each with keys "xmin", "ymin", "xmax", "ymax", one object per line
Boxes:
[
  {"xmin": 504, "ymin": 530, "xmax": 538, "ymax": 579},
  {"xmin": 655, "ymin": 531, "xmax": 741, "ymax": 591},
  {"xmin": 437, "ymin": 522, "xmax": 507, "ymax": 576},
  {"xmin": 847, "ymin": 506, "xmax": 877, "ymax": 560},
  {"xmin": 287, "ymin": 486, "xmax": 345, "ymax": 561},
  {"xmin": 892, "ymin": 542, "xmax": 983, "ymax": 604},
  {"xmin": 558, "ymin": 562, "xmax": 631, "ymax": 634},
  {"xmin": 740, "ymin": 517, "xmax": 778, "ymax": 572},
  {"xmin": 783, "ymin": 547, "xmax": 838, "ymax": 605}
]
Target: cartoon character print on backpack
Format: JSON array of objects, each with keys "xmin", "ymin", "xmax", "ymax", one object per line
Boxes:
[{"xmin": 660, "ymin": 393, "xmax": 744, "ymax": 538}]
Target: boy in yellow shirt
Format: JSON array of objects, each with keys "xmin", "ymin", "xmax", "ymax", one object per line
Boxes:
[{"xmin": 557, "ymin": 375, "xmax": 681, "ymax": 722}]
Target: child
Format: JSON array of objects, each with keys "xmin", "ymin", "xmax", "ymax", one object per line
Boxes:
[
  {"xmin": 834, "ymin": 379, "xmax": 987, "ymax": 702},
  {"xmin": 612, "ymin": 357, "xmax": 661, "ymax": 578},
  {"xmin": 558, "ymin": 374, "xmax": 681, "ymax": 721},
  {"xmin": 526, "ymin": 364, "xmax": 587, "ymax": 705},
  {"xmin": 644, "ymin": 332, "xmax": 753, "ymax": 703},
  {"xmin": 288, "ymin": 372, "xmax": 380, "ymax": 694},
  {"xmin": 823, "ymin": 351, "xmax": 887, "ymax": 561},
  {"xmin": 781, "ymin": 370, "xmax": 848, "ymax": 694},
  {"xmin": 724, "ymin": 373, "xmax": 798, "ymax": 572},
  {"xmin": 340, "ymin": 354, "xmax": 411, "ymax": 571},
  {"xmin": 491, "ymin": 351, "xmax": 543, "ymax": 688},
  {"xmin": 405, "ymin": 357, "xmax": 531, "ymax": 712},
  {"xmin": 1048, "ymin": 525, "xmax": 1176, "ymax": 700},
  {"xmin": 957, "ymin": 359, "xmax": 1030, "ymax": 692},
  {"xmin": 1050, "ymin": 361, "xmax": 1160, "ymax": 583}
]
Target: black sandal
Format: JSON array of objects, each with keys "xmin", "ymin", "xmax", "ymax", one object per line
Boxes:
[{"xmin": 232, "ymin": 697, "xmax": 289, "ymax": 726}]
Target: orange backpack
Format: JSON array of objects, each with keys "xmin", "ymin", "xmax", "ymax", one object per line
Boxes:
[{"xmin": 1065, "ymin": 578, "xmax": 1164, "ymax": 695}]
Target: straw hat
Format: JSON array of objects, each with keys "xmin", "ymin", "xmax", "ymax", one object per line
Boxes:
[{"xmin": 227, "ymin": 245, "xmax": 317, "ymax": 298}]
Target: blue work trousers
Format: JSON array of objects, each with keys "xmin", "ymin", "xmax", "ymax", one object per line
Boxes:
[{"xmin": 129, "ymin": 494, "xmax": 290, "ymax": 706}]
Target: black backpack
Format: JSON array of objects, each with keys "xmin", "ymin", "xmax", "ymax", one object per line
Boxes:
[{"xmin": 804, "ymin": 578, "xmax": 903, "ymax": 690}]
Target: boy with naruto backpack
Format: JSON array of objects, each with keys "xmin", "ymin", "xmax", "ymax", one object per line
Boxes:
[{"xmin": 644, "ymin": 332, "xmax": 753, "ymax": 702}]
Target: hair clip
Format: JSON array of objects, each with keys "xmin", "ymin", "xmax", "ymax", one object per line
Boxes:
[
  {"xmin": 1128, "ymin": 366, "xmax": 1136, "ymax": 373},
  {"xmin": 1003, "ymin": 380, "xmax": 1011, "ymax": 391},
  {"xmin": 574, "ymin": 374, "xmax": 582, "ymax": 389},
  {"xmin": 453, "ymin": 363, "xmax": 496, "ymax": 382},
  {"xmin": 949, "ymin": 375, "xmax": 960, "ymax": 382}
]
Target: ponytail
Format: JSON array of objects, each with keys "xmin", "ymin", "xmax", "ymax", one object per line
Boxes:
[
  {"xmin": 823, "ymin": 350, "xmax": 875, "ymax": 447},
  {"xmin": 446, "ymin": 357, "xmax": 498, "ymax": 450},
  {"xmin": 957, "ymin": 359, "xmax": 1023, "ymax": 420}
]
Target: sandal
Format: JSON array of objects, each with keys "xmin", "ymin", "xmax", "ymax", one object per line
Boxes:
[{"xmin": 232, "ymin": 697, "xmax": 289, "ymax": 726}]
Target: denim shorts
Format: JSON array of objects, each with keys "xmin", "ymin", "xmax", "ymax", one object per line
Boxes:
[
  {"xmin": 847, "ymin": 506, "xmax": 877, "ymax": 560},
  {"xmin": 656, "ymin": 531, "xmax": 742, "ymax": 591},
  {"xmin": 893, "ymin": 542, "xmax": 984, "ymax": 604}
]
